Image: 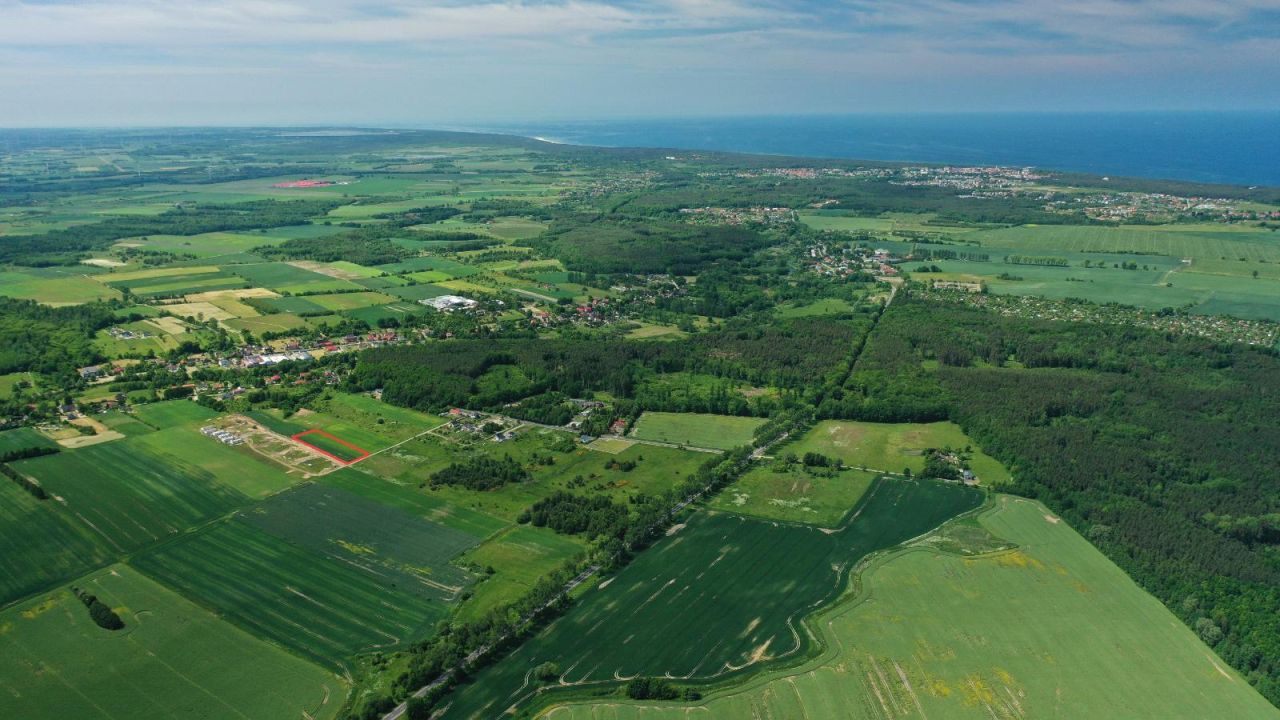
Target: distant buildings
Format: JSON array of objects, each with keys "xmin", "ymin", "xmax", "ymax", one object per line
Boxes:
[{"xmin": 421, "ymin": 295, "xmax": 479, "ymax": 312}]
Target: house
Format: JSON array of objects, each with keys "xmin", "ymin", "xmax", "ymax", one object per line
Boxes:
[{"xmin": 79, "ymin": 365, "xmax": 103, "ymax": 380}]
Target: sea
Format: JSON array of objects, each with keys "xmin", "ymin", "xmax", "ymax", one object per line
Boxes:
[{"xmin": 469, "ymin": 112, "xmax": 1280, "ymax": 188}]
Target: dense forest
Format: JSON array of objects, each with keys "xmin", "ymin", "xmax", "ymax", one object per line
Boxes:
[
  {"xmin": 0, "ymin": 297, "xmax": 126, "ymax": 376},
  {"xmin": 532, "ymin": 217, "xmax": 773, "ymax": 274},
  {"xmin": 0, "ymin": 199, "xmax": 342, "ymax": 265},
  {"xmin": 347, "ymin": 316, "xmax": 869, "ymax": 415},
  {"xmin": 849, "ymin": 295, "xmax": 1280, "ymax": 703}
]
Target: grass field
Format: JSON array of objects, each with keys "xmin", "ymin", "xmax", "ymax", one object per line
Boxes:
[
  {"xmin": 230, "ymin": 262, "xmax": 363, "ymax": 293},
  {"xmin": 13, "ymin": 438, "xmax": 251, "ymax": 553},
  {"xmin": 544, "ymin": 495, "xmax": 1280, "ymax": 720},
  {"xmin": 438, "ymin": 478, "xmax": 983, "ymax": 718},
  {"xmin": 0, "ymin": 270, "xmax": 121, "ymax": 305},
  {"xmin": 789, "ymin": 420, "xmax": 1011, "ymax": 484},
  {"xmin": 0, "ymin": 564, "xmax": 342, "ymax": 720},
  {"xmin": 95, "ymin": 410, "xmax": 156, "ymax": 437},
  {"xmin": 131, "ymin": 399, "xmax": 219, "ymax": 428},
  {"xmin": 367, "ymin": 432, "xmax": 710, "ymax": 522},
  {"xmin": 628, "ymin": 412, "xmax": 766, "ymax": 450},
  {"xmin": 0, "ymin": 480, "xmax": 109, "ymax": 606},
  {"xmin": 133, "ymin": 518, "xmax": 454, "ymax": 670},
  {"xmin": 454, "ymin": 524, "xmax": 586, "ymax": 621},
  {"xmin": 711, "ymin": 466, "xmax": 878, "ymax": 526}
]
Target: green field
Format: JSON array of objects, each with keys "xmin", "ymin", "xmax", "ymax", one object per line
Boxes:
[
  {"xmin": 789, "ymin": 420, "xmax": 1011, "ymax": 484},
  {"xmin": 0, "ymin": 480, "xmax": 109, "ymax": 606},
  {"xmin": 242, "ymin": 483, "xmax": 479, "ymax": 600},
  {"xmin": 230, "ymin": 262, "xmax": 362, "ymax": 293},
  {"xmin": 296, "ymin": 430, "xmax": 368, "ymax": 461},
  {"xmin": 13, "ymin": 438, "xmax": 250, "ymax": 553},
  {"xmin": 131, "ymin": 425, "xmax": 299, "ymax": 498},
  {"xmin": 131, "ymin": 399, "xmax": 219, "ymax": 428},
  {"xmin": 0, "ymin": 564, "xmax": 342, "ymax": 720},
  {"xmin": 0, "ymin": 426, "xmax": 58, "ymax": 456},
  {"xmin": 628, "ymin": 412, "xmax": 766, "ymax": 450},
  {"xmin": 319, "ymin": 468, "xmax": 508, "ymax": 539},
  {"xmin": 711, "ymin": 466, "xmax": 878, "ymax": 526},
  {"xmin": 365, "ymin": 431, "xmax": 709, "ymax": 522},
  {"xmin": 0, "ymin": 270, "xmax": 121, "ymax": 305},
  {"xmin": 133, "ymin": 518, "xmax": 454, "ymax": 669},
  {"xmin": 95, "ymin": 409, "xmax": 157, "ymax": 436},
  {"xmin": 438, "ymin": 477, "xmax": 983, "ymax": 718},
  {"xmin": 545, "ymin": 496, "xmax": 1280, "ymax": 720},
  {"xmin": 455, "ymin": 524, "xmax": 586, "ymax": 621}
]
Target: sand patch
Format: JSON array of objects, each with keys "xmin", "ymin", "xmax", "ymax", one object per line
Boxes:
[
  {"xmin": 81, "ymin": 258, "xmax": 125, "ymax": 268},
  {"xmin": 1044, "ymin": 514, "xmax": 1060, "ymax": 524},
  {"xmin": 287, "ymin": 260, "xmax": 366, "ymax": 280},
  {"xmin": 163, "ymin": 302, "xmax": 237, "ymax": 321},
  {"xmin": 185, "ymin": 287, "xmax": 279, "ymax": 302}
]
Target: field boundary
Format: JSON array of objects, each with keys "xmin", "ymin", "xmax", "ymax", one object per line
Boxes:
[{"xmin": 292, "ymin": 429, "xmax": 370, "ymax": 465}]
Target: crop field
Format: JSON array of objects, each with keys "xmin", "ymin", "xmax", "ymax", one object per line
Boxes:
[
  {"xmin": 0, "ymin": 564, "xmax": 342, "ymax": 720},
  {"xmin": 319, "ymin": 468, "xmax": 508, "ymax": 539},
  {"xmin": 0, "ymin": 480, "xmax": 109, "ymax": 606},
  {"xmin": 250, "ymin": 295, "xmax": 331, "ymax": 315},
  {"xmin": 545, "ymin": 496, "xmax": 1280, "ymax": 720},
  {"xmin": 438, "ymin": 478, "xmax": 984, "ymax": 718},
  {"xmin": 0, "ymin": 426, "xmax": 58, "ymax": 456},
  {"xmin": 628, "ymin": 412, "xmax": 766, "ymax": 450},
  {"xmin": 112, "ymin": 230, "xmax": 283, "ymax": 257},
  {"xmin": 12, "ymin": 439, "xmax": 250, "ymax": 553},
  {"xmin": 224, "ymin": 312, "xmax": 310, "ymax": 333},
  {"xmin": 230, "ymin": 262, "xmax": 363, "ymax": 293},
  {"xmin": 242, "ymin": 483, "xmax": 479, "ymax": 600},
  {"xmin": 95, "ymin": 409, "xmax": 156, "ymax": 436},
  {"xmin": 131, "ymin": 399, "xmax": 219, "ymax": 428},
  {"xmin": 789, "ymin": 420, "xmax": 1011, "ymax": 484},
  {"xmin": 711, "ymin": 466, "xmax": 878, "ymax": 526},
  {"xmin": 454, "ymin": 524, "xmax": 586, "ymax": 621},
  {"xmin": 376, "ymin": 256, "xmax": 481, "ymax": 277},
  {"xmin": 293, "ymin": 428, "xmax": 370, "ymax": 463},
  {"xmin": 133, "ymin": 518, "xmax": 454, "ymax": 669},
  {"xmin": 0, "ymin": 270, "xmax": 121, "ymax": 304},
  {"xmin": 131, "ymin": 425, "xmax": 299, "ymax": 497},
  {"xmin": 306, "ymin": 291, "xmax": 400, "ymax": 311},
  {"xmin": 970, "ymin": 223, "xmax": 1280, "ymax": 263}
]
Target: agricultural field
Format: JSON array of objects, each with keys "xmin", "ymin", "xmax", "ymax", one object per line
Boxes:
[
  {"xmin": 230, "ymin": 262, "xmax": 363, "ymax": 293},
  {"xmin": 0, "ymin": 480, "xmax": 109, "ymax": 606},
  {"xmin": 628, "ymin": 411, "xmax": 766, "ymax": 450},
  {"xmin": 544, "ymin": 496, "xmax": 1280, "ymax": 720},
  {"xmin": 294, "ymin": 429, "xmax": 370, "ymax": 463},
  {"xmin": 0, "ymin": 564, "xmax": 343, "ymax": 720},
  {"xmin": 438, "ymin": 477, "xmax": 983, "ymax": 718},
  {"xmin": 788, "ymin": 420, "xmax": 1011, "ymax": 484},
  {"xmin": 242, "ymin": 483, "xmax": 480, "ymax": 601},
  {"xmin": 131, "ymin": 399, "xmax": 220, "ymax": 428},
  {"xmin": 12, "ymin": 436, "xmax": 253, "ymax": 553},
  {"xmin": 319, "ymin": 468, "xmax": 508, "ymax": 539},
  {"xmin": 0, "ymin": 425, "xmax": 58, "ymax": 456},
  {"xmin": 132, "ymin": 517, "xmax": 456, "ymax": 670},
  {"xmin": 0, "ymin": 269, "xmax": 120, "ymax": 304},
  {"xmin": 711, "ymin": 465, "xmax": 879, "ymax": 526}
]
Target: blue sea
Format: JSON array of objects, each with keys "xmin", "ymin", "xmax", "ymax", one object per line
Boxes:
[{"xmin": 472, "ymin": 113, "xmax": 1280, "ymax": 188}]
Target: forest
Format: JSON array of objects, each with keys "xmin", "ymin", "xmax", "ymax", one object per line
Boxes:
[{"xmin": 847, "ymin": 295, "xmax": 1280, "ymax": 703}]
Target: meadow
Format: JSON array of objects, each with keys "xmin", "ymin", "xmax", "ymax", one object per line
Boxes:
[
  {"xmin": 789, "ymin": 420, "xmax": 1011, "ymax": 484},
  {"xmin": 0, "ymin": 564, "xmax": 342, "ymax": 720},
  {"xmin": 0, "ymin": 426, "xmax": 58, "ymax": 455},
  {"xmin": 454, "ymin": 524, "xmax": 586, "ymax": 621},
  {"xmin": 710, "ymin": 465, "xmax": 878, "ymax": 526},
  {"xmin": 628, "ymin": 411, "xmax": 766, "ymax": 450},
  {"xmin": 365, "ymin": 431, "xmax": 709, "ymax": 522},
  {"xmin": 438, "ymin": 478, "xmax": 983, "ymax": 718},
  {"xmin": 133, "ymin": 517, "xmax": 455, "ymax": 670},
  {"xmin": 544, "ymin": 496, "xmax": 1280, "ymax": 720}
]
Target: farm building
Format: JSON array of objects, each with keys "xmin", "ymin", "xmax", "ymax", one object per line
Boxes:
[{"xmin": 421, "ymin": 295, "xmax": 479, "ymax": 312}]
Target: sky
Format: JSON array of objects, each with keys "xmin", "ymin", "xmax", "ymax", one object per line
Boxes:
[{"xmin": 1, "ymin": 0, "xmax": 1279, "ymax": 126}]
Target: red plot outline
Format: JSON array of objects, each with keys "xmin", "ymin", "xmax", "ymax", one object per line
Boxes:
[{"xmin": 291, "ymin": 429, "xmax": 370, "ymax": 464}]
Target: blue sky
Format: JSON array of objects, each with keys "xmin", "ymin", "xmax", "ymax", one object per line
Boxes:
[{"xmin": 1, "ymin": 0, "xmax": 1278, "ymax": 126}]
